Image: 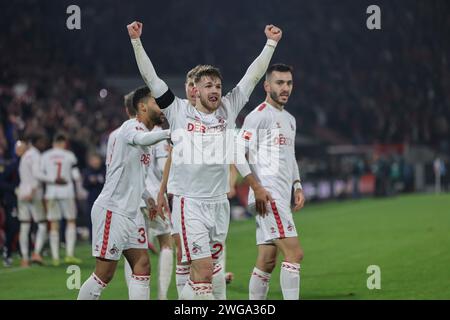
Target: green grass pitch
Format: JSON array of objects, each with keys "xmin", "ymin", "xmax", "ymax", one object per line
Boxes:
[{"xmin": 1, "ymin": 193, "xmax": 449, "ymax": 299}]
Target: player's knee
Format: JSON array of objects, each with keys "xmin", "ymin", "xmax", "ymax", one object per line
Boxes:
[
  {"xmin": 134, "ymin": 256, "xmax": 151, "ymax": 275},
  {"xmin": 264, "ymin": 258, "xmax": 277, "ymax": 273},
  {"xmin": 285, "ymin": 249, "xmax": 304, "ymax": 264}
]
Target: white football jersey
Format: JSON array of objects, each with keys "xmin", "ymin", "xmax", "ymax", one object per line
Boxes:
[
  {"xmin": 162, "ymin": 86, "xmax": 248, "ymax": 198},
  {"xmin": 239, "ymin": 102, "xmax": 298, "ymax": 204},
  {"xmin": 139, "ymin": 126, "xmax": 168, "ymax": 207},
  {"xmin": 41, "ymin": 148, "xmax": 78, "ymax": 199},
  {"xmin": 95, "ymin": 118, "xmax": 155, "ymax": 218},
  {"xmin": 17, "ymin": 146, "xmax": 43, "ymax": 200}
]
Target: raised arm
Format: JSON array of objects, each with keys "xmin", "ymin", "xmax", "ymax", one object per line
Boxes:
[
  {"xmin": 128, "ymin": 21, "xmax": 169, "ymax": 100},
  {"xmin": 237, "ymin": 25, "xmax": 282, "ymax": 99}
]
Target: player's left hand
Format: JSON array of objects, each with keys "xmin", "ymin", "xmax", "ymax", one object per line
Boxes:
[
  {"xmin": 147, "ymin": 197, "xmax": 158, "ymax": 220},
  {"xmin": 293, "ymin": 189, "xmax": 305, "ymax": 212},
  {"xmin": 265, "ymin": 24, "xmax": 282, "ymax": 42}
]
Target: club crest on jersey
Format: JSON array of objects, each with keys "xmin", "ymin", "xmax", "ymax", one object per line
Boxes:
[
  {"xmin": 287, "ymin": 223, "xmax": 294, "ymax": 232},
  {"xmin": 135, "ymin": 126, "xmax": 145, "ymax": 131},
  {"xmin": 140, "ymin": 153, "xmax": 151, "ymax": 166},
  {"xmin": 270, "ymin": 227, "xmax": 276, "ymax": 234},
  {"xmin": 276, "ymin": 122, "xmax": 281, "ymax": 129},
  {"xmin": 109, "ymin": 244, "xmax": 119, "ymax": 256},
  {"xmin": 192, "ymin": 242, "xmax": 202, "ymax": 254},
  {"xmin": 242, "ymin": 130, "xmax": 253, "ymax": 141}
]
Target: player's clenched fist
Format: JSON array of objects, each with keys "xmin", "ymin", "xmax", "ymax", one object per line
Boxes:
[
  {"xmin": 127, "ymin": 21, "xmax": 143, "ymax": 39},
  {"xmin": 265, "ymin": 24, "xmax": 282, "ymax": 42}
]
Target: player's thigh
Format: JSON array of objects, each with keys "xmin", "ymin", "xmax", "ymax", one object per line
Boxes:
[
  {"xmin": 61, "ymin": 198, "xmax": 77, "ymax": 221},
  {"xmin": 17, "ymin": 201, "xmax": 32, "ymax": 222},
  {"xmin": 122, "ymin": 248, "xmax": 150, "ymax": 274},
  {"xmin": 255, "ymin": 244, "xmax": 278, "ymax": 272},
  {"xmin": 274, "ymin": 236, "xmax": 304, "ymax": 262},
  {"xmin": 30, "ymin": 199, "xmax": 46, "ymax": 222},
  {"xmin": 179, "ymin": 197, "xmax": 211, "ymax": 263},
  {"xmin": 46, "ymin": 199, "xmax": 62, "ymax": 221},
  {"xmin": 190, "ymin": 256, "xmax": 214, "ymax": 282},
  {"xmin": 91, "ymin": 205, "xmax": 129, "ymax": 261}
]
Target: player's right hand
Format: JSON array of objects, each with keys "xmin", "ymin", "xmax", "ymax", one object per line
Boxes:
[
  {"xmin": 254, "ymin": 186, "xmax": 273, "ymax": 217},
  {"xmin": 54, "ymin": 177, "xmax": 67, "ymax": 185},
  {"xmin": 127, "ymin": 21, "xmax": 143, "ymax": 39}
]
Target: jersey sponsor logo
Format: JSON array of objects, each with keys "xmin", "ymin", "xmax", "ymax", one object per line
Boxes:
[
  {"xmin": 274, "ymin": 133, "xmax": 293, "ymax": 146},
  {"xmin": 187, "ymin": 122, "xmax": 206, "ymax": 133},
  {"xmin": 291, "ymin": 123, "xmax": 295, "ymax": 131},
  {"xmin": 140, "ymin": 153, "xmax": 151, "ymax": 166}
]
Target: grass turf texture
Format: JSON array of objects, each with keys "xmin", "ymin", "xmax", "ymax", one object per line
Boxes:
[{"xmin": 1, "ymin": 193, "xmax": 449, "ymax": 299}]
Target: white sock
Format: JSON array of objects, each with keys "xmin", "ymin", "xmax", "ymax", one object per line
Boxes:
[
  {"xmin": 77, "ymin": 273, "xmax": 107, "ymax": 300},
  {"xmin": 65, "ymin": 223, "xmax": 76, "ymax": 257},
  {"xmin": 34, "ymin": 222, "xmax": 47, "ymax": 254},
  {"xmin": 180, "ymin": 279, "xmax": 214, "ymax": 300},
  {"xmin": 212, "ymin": 263, "xmax": 226, "ymax": 300},
  {"xmin": 124, "ymin": 259, "xmax": 133, "ymax": 288},
  {"xmin": 129, "ymin": 274, "xmax": 150, "ymax": 300},
  {"xmin": 19, "ymin": 223, "xmax": 31, "ymax": 260},
  {"xmin": 49, "ymin": 229, "xmax": 59, "ymax": 260},
  {"xmin": 176, "ymin": 264, "xmax": 190, "ymax": 298},
  {"xmin": 280, "ymin": 262, "xmax": 301, "ymax": 300},
  {"xmin": 158, "ymin": 248, "xmax": 173, "ymax": 300},
  {"xmin": 249, "ymin": 267, "xmax": 271, "ymax": 300}
]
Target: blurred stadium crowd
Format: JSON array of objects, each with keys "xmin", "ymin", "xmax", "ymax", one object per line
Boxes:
[{"xmin": 1, "ymin": 1, "xmax": 450, "ymax": 262}]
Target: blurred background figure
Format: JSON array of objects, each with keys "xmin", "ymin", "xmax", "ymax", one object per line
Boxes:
[{"xmin": 82, "ymin": 152, "xmax": 105, "ymax": 240}]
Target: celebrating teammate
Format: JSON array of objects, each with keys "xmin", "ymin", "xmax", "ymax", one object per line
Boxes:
[
  {"xmin": 77, "ymin": 87, "xmax": 170, "ymax": 300},
  {"xmin": 237, "ymin": 64, "xmax": 305, "ymax": 300},
  {"xmin": 128, "ymin": 20, "xmax": 281, "ymax": 299}
]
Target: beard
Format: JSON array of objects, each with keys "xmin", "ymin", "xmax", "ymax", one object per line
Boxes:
[
  {"xmin": 199, "ymin": 95, "xmax": 220, "ymax": 112},
  {"xmin": 270, "ymin": 91, "xmax": 289, "ymax": 106},
  {"xmin": 150, "ymin": 112, "xmax": 166, "ymax": 125}
]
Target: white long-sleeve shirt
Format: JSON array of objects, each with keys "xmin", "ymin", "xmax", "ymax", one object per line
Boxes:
[
  {"xmin": 131, "ymin": 37, "xmax": 277, "ymax": 198},
  {"xmin": 96, "ymin": 118, "xmax": 170, "ymax": 218},
  {"xmin": 237, "ymin": 102, "xmax": 300, "ymax": 205}
]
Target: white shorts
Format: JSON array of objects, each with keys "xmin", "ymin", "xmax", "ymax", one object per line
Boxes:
[
  {"xmin": 142, "ymin": 207, "xmax": 172, "ymax": 237},
  {"xmin": 250, "ymin": 200, "xmax": 298, "ymax": 245},
  {"xmin": 177, "ymin": 196, "xmax": 230, "ymax": 263},
  {"xmin": 91, "ymin": 204, "xmax": 148, "ymax": 261},
  {"xmin": 18, "ymin": 199, "xmax": 46, "ymax": 222},
  {"xmin": 46, "ymin": 198, "xmax": 77, "ymax": 221}
]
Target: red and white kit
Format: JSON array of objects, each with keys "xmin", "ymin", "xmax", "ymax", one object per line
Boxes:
[
  {"xmin": 239, "ymin": 102, "xmax": 300, "ymax": 244},
  {"xmin": 40, "ymin": 148, "xmax": 79, "ymax": 221}
]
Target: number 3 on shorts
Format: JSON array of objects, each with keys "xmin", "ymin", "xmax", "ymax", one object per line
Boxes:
[{"xmin": 138, "ymin": 227, "xmax": 146, "ymax": 244}]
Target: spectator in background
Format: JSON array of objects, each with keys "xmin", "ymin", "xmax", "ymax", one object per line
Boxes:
[
  {"xmin": 82, "ymin": 152, "xmax": 105, "ymax": 240},
  {"xmin": 0, "ymin": 143, "xmax": 23, "ymax": 267}
]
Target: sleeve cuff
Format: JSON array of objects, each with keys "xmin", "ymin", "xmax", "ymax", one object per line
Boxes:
[{"xmin": 266, "ymin": 39, "xmax": 278, "ymax": 48}]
